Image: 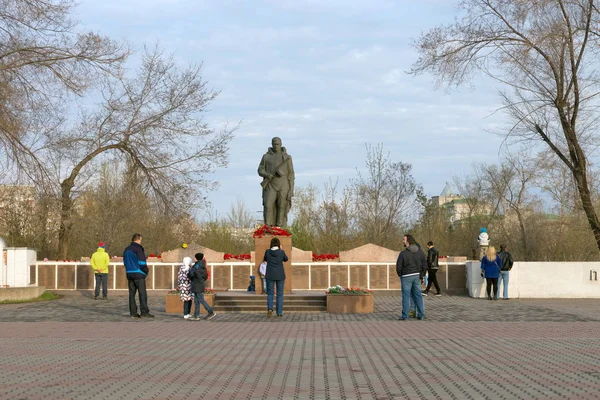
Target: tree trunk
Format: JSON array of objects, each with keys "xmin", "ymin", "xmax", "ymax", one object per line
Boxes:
[
  {"xmin": 57, "ymin": 179, "xmax": 74, "ymax": 259},
  {"xmin": 572, "ymin": 168, "xmax": 600, "ymax": 253},
  {"xmin": 514, "ymin": 209, "xmax": 528, "ymax": 260}
]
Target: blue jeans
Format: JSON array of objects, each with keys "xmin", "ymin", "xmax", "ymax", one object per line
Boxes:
[
  {"xmin": 401, "ymin": 275, "xmax": 424, "ymax": 319},
  {"xmin": 261, "ymin": 276, "xmax": 267, "ymax": 293},
  {"xmin": 267, "ymin": 279, "xmax": 285, "ymax": 316},
  {"xmin": 497, "ymin": 271, "xmax": 510, "ymax": 299},
  {"xmin": 193, "ymin": 293, "xmax": 213, "ymax": 317}
]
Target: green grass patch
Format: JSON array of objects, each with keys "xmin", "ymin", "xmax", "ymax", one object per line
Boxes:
[{"xmin": 0, "ymin": 291, "xmax": 62, "ymax": 304}]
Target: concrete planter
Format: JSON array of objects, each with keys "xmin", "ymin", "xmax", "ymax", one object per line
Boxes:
[
  {"xmin": 326, "ymin": 294, "xmax": 374, "ymax": 313},
  {"xmin": 165, "ymin": 294, "xmax": 215, "ymax": 314}
]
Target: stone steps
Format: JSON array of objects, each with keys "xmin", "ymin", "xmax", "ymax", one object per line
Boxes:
[{"xmin": 212, "ymin": 293, "xmax": 326, "ymax": 313}]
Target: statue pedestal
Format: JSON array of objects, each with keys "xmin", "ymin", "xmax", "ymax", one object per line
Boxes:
[
  {"xmin": 254, "ymin": 235, "xmax": 293, "ymax": 294},
  {"xmin": 477, "ymin": 245, "xmax": 489, "ymax": 260}
]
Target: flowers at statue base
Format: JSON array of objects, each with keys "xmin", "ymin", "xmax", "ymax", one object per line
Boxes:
[
  {"xmin": 182, "ymin": 243, "xmax": 188, "ymax": 249},
  {"xmin": 252, "ymin": 224, "xmax": 292, "ymax": 238},
  {"xmin": 312, "ymin": 253, "xmax": 339, "ymax": 262},
  {"xmin": 325, "ymin": 285, "xmax": 372, "ymax": 295},
  {"xmin": 224, "ymin": 253, "xmax": 251, "ymax": 261}
]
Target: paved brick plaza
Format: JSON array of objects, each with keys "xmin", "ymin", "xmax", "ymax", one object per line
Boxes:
[{"xmin": 1, "ymin": 292, "xmax": 600, "ymax": 399}]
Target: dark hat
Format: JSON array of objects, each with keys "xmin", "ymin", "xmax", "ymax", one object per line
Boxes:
[
  {"xmin": 195, "ymin": 252, "xmax": 204, "ymax": 261},
  {"xmin": 98, "ymin": 242, "xmax": 105, "ymax": 248}
]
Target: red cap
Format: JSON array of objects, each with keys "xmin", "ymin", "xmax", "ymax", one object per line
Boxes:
[{"xmin": 98, "ymin": 242, "xmax": 105, "ymax": 248}]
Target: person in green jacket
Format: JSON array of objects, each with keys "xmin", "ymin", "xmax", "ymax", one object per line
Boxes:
[{"xmin": 91, "ymin": 242, "xmax": 110, "ymax": 300}]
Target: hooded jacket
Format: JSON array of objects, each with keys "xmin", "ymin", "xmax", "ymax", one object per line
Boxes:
[
  {"xmin": 263, "ymin": 247, "xmax": 288, "ymax": 281},
  {"xmin": 189, "ymin": 259, "xmax": 208, "ymax": 294},
  {"xmin": 90, "ymin": 247, "xmax": 110, "ymax": 274},
  {"xmin": 177, "ymin": 257, "xmax": 194, "ymax": 300},
  {"xmin": 123, "ymin": 241, "xmax": 148, "ymax": 280},
  {"xmin": 396, "ymin": 244, "xmax": 427, "ymax": 277}
]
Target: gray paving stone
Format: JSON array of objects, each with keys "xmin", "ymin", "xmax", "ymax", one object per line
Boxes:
[{"xmin": 2, "ymin": 291, "xmax": 600, "ymax": 399}]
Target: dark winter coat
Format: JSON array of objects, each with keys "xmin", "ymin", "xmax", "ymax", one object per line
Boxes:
[
  {"xmin": 189, "ymin": 260, "xmax": 208, "ymax": 294},
  {"xmin": 427, "ymin": 247, "xmax": 439, "ymax": 270},
  {"xmin": 263, "ymin": 248, "xmax": 288, "ymax": 281},
  {"xmin": 123, "ymin": 242, "xmax": 148, "ymax": 280},
  {"xmin": 481, "ymin": 255, "xmax": 502, "ymax": 279},
  {"xmin": 498, "ymin": 250, "xmax": 514, "ymax": 271},
  {"xmin": 396, "ymin": 244, "xmax": 427, "ymax": 277}
]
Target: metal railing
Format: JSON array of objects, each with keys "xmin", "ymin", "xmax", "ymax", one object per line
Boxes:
[{"xmin": 33, "ymin": 260, "xmax": 466, "ymax": 291}]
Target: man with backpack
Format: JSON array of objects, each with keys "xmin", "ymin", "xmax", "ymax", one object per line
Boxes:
[{"xmin": 188, "ymin": 253, "xmax": 216, "ymax": 321}]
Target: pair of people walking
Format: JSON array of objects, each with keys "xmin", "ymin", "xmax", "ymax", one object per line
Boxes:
[{"xmin": 177, "ymin": 253, "xmax": 216, "ymax": 320}]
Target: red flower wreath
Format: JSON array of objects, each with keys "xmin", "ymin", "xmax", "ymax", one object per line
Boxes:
[{"xmin": 252, "ymin": 224, "xmax": 292, "ymax": 238}]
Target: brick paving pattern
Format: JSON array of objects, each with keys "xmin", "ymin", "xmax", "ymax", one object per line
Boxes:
[{"xmin": 1, "ymin": 291, "xmax": 600, "ymax": 399}]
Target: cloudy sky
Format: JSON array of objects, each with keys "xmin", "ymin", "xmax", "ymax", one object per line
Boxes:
[{"xmin": 76, "ymin": 0, "xmax": 509, "ymax": 222}]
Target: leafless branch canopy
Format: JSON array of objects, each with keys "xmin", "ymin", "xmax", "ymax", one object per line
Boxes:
[{"xmin": 411, "ymin": 0, "xmax": 600, "ymax": 252}]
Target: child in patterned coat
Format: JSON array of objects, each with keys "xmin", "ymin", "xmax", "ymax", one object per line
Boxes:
[{"xmin": 177, "ymin": 256, "xmax": 194, "ymax": 319}]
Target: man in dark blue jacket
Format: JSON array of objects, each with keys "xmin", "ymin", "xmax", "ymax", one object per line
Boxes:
[
  {"xmin": 396, "ymin": 234, "xmax": 427, "ymax": 320},
  {"xmin": 123, "ymin": 233, "xmax": 153, "ymax": 318}
]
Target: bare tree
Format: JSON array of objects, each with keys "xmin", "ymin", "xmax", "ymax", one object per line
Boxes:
[
  {"xmin": 39, "ymin": 47, "xmax": 233, "ymax": 257},
  {"xmin": 227, "ymin": 197, "xmax": 256, "ymax": 229},
  {"xmin": 411, "ymin": 0, "xmax": 600, "ymax": 252},
  {"xmin": 351, "ymin": 144, "xmax": 420, "ymax": 248},
  {"xmin": 479, "ymin": 150, "xmax": 541, "ymax": 259},
  {"xmin": 0, "ymin": 0, "xmax": 127, "ymax": 173}
]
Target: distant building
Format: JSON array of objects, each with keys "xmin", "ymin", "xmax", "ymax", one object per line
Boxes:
[{"xmin": 431, "ymin": 182, "xmax": 492, "ymax": 225}]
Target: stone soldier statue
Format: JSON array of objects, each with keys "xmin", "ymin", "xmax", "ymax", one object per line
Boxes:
[{"xmin": 257, "ymin": 137, "xmax": 295, "ymax": 227}]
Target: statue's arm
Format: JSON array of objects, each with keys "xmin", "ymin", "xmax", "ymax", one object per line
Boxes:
[
  {"xmin": 287, "ymin": 156, "xmax": 295, "ymax": 196},
  {"xmin": 258, "ymin": 155, "xmax": 271, "ymax": 179}
]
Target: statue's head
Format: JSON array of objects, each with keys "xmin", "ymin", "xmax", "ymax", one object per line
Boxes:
[
  {"xmin": 271, "ymin": 137, "xmax": 282, "ymax": 152},
  {"xmin": 480, "ymin": 227, "xmax": 487, "ymax": 233}
]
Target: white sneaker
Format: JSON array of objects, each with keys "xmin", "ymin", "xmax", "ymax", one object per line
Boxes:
[{"xmin": 183, "ymin": 314, "xmax": 191, "ymax": 319}]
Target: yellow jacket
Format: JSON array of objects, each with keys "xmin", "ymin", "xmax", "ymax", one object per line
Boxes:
[{"xmin": 91, "ymin": 247, "xmax": 110, "ymax": 274}]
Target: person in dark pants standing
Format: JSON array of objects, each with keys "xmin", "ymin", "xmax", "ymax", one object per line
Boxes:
[
  {"xmin": 481, "ymin": 246, "xmax": 501, "ymax": 300},
  {"xmin": 264, "ymin": 237, "xmax": 288, "ymax": 318},
  {"xmin": 423, "ymin": 241, "xmax": 442, "ymax": 296},
  {"xmin": 123, "ymin": 233, "xmax": 153, "ymax": 318},
  {"xmin": 91, "ymin": 242, "xmax": 110, "ymax": 300}
]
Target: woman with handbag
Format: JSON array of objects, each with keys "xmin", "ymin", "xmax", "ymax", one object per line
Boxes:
[{"xmin": 481, "ymin": 246, "xmax": 502, "ymax": 300}]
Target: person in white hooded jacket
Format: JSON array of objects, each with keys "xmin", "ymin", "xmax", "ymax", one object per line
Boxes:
[{"xmin": 177, "ymin": 257, "xmax": 194, "ymax": 319}]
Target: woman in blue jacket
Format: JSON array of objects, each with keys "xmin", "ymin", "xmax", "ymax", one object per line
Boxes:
[
  {"xmin": 264, "ymin": 237, "xmax": 288, "ymax": 318},
  {"xmin": 481, "ymin": 246, "xmax": 502, "ymax": 300}
]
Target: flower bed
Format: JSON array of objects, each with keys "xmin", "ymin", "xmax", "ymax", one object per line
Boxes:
[
  {"xmin": 224, "ymin": 253, "xmax": 251, "ymax": 261},
  {"xmin": 312, "ymin": 253, "xmax": 339, "ymax": 262},
  {"xmin": 326, "ymin": 286, "xmax": 374, "ymax": 313}
]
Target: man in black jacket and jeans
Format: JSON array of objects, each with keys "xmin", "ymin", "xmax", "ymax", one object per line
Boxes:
[
  {"xmin": 423, "ymin": 241, "xmax": 442, "ymax": 296},
  {"xmin": 396, "ymin": 234, "xmax": 427, "ymax": 320},
  {"xmin": 497, "ymin": 244, "xmax": 514, "ymax": 300}
]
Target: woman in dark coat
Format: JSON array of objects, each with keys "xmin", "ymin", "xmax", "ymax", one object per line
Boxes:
[
  {"xmin": 264, "ymin": 237, "xmax": 288, "ymax": 317},
  {"xmin": 189, "ymin": 253, "xmax": 216, "ymax": 320}
]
